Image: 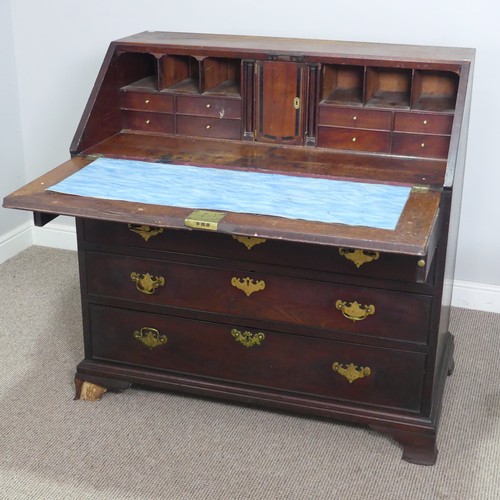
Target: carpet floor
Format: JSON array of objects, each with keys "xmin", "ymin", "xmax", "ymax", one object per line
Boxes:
[{"xmin": 1, "ymin": 246, "xmax": 499, "ymax": 499}]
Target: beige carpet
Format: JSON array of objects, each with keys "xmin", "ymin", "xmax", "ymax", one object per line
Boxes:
[{"xmin": 1, "ymin": 246, "xmax": 499, "ymax": 499}]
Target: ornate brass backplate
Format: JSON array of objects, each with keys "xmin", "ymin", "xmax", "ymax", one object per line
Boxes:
[
  {"xmin": 231, "ymin": 276, "xmax": 266, "ymax": 296},
  {"xmin": 335, "ymin": 300, "xmax": 375, "ymax": 321},
  {"xmin": 232, "ymin": 235, "xmax": 267, "ymax": 250},
  {"xmin": 332, "ymin": 362, "xmax": 372, "ymax": 384},
  {"xmin": 231, "ymin": 328, "xmax": 265, "ymax": 347},
  {"xmin": 133, "ymin": 327, "xmax": 167, "ymax": 349},
  {"xmin": 339, "ymin": 248, "xmax": 380, "ymax": 268},
  {"xmin": 130, "ymin": 272, "xmax": 165, "ymax": 295},
  {"xmin": 128, "ymin": 224, "xmax": 164, "ymax": 242}
]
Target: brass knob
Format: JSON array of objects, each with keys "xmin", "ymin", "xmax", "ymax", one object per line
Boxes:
[
  {"xmin": 145, "ymin": 120, "xmax": 150, "ymax": 124},
  {"xmin": 352, "ymin": 137, "xmax": 357, "ymax": 142},
  {"xmin": 352, "ymin": 115, "xmax": 357, "ymax": 121},
  {"xmin": 417, "ymin": 259, "xmax": 426, "ymax": 268},
  {"xmin": 206, "ymin": 103, "xmax": 211, "ymax": 108},
  {"xmin": 145, "ymin": 99, "xmax": 150, "ymax": 104},
  {"xmin": 206, "ymin": 125, "xmax": 211, "ymax": 130},
  {"xmin": 421, "ymin": 143, "xmax": 425, "ymax": 148},
  {"xmin": 423, "ymin": 119, "xmax": 428, "ymax": 125}
]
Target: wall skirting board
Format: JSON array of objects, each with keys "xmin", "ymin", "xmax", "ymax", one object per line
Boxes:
[{"xmin": 1, "ymin": 222, "xmax": 499, "ymax": 314}]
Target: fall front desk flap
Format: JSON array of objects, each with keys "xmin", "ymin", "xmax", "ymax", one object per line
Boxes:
[{"xmin": 47, "ymin": 157, "xmax": 411, "ymax": 230}]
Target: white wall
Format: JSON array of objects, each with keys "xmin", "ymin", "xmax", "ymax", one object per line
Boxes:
[
  {"xmin": 2, "ymin": 0, "xmax": 499, "ymax": 310},
  {"xmin": 0, "ymin": 0, "xmax": 31, "ymax": 260}
]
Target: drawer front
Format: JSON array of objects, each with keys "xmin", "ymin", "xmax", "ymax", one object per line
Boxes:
[
  {"xmin": 89, "ymin": 304, "xmax": 425, "ymax": 411},
  {"xmin": 318, "ymin": 106, "xmax": 392, "ymax": 130},
  {"xmin": 85, "ymin": 251, "xmax": 432, "ymax": 343},
  {"xmin": 317, "ymin": 127, "xmax": 390, "ymax": 153},
  {"xmin": 82, "ymin": 220, "xmax": 430, "ymax": 283},
  {"xmin": 176, "ymin": 115, "xmax": 241, "ymax": 140},
  {"xmin": 392, "ymin": 132, "xmax": 450, "ymax": 159},
  {"xmin": 122, "ymin": 110, "xmax": 174, "ymax": 134},
  {"xmin": 120, "ymin": 92, "xmax": 174, "ymax": 113},
  {"xmin": 176, "ymin": 95, "xmax": 242, "ymax": 119},
  {"xmin": 394, "ymin": 112, "xmax": 453, "ymax": 134}
]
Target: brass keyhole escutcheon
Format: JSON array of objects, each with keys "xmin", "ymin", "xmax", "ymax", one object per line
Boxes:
[{"xmin": 293, "ymin": 97, "xmax": 300, "ymax": 109}]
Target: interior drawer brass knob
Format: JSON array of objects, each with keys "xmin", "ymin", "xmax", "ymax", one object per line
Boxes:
[
  {"xmin": 133, "ymin": 327, "xmax": 167, "ymax": 349},
  {"xmin": 332, "ymin": 362, "xmax": 372, "ymax": 383},
  {"xmin": 335, "ymin": 300, "xmax": 375, "ymax": 321},
  {"xmin": 231, "ymin": 328, "xmax": 265, "ymax": 347},
  {"xmin": 131, "ymin": 272, "xmax": 165, "ymax": 295}
]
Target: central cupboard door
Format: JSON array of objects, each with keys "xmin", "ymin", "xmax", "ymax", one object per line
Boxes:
[{"xmin": 255, "ymin": 61, "xmax": 306, "ymax": 144}]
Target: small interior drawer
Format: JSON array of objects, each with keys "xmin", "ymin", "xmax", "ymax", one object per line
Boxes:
[
  {"xmin": 317, "ymin": 127, "xmax": 390, "ymax": 153},
  {"xmin": 176, "ymin": 95, "xmax": 242, "ymax": 119},
  {"xmin": 318, "ymin": 106, "xmax": 392, "ymax": 130},
  {"xmin": 394, "ymin": 112, "xmax": 453, "ymax": 134},
  {"xmin": 120, "ymin": 92, "xmax": 174, "ymax": 113},
  {"xmin": 122, "ymin": 110, "xmax": 174, "ymax": 134},
  {"xmin": 392, "ymin": 132, "xmax": 450, "ymax": 159},
  {"xmin": 176, "ymin": 115, "xmax": 241, "ymax": 139},
  {"xmin": 89, "ymin": 303, "xmax": 425, "ymax": 412}
]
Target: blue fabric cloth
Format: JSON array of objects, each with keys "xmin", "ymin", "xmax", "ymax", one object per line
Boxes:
[{"xmin": 48, "ymin": 158, "xmax": 411, "ymax": 230}]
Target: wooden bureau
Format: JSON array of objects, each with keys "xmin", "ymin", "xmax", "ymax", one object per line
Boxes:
[{"xmin": 3, "ymin": 32, "xmax": 474, "ymax": 465}]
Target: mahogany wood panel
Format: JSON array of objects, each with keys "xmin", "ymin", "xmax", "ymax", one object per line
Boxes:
[
  {"xmin": 255, "ymin": 61, "xmax": 306, "ymax": 144},
  {"xmin": 393, "ymin": 112, "xmax": 453, "ymax": 135},
  {"xmin": 318, "ymin": 106, "xmax": 392, "ymax": 130},
  {"xmin": 84, "ymin": 251, "xmax": 432, "ymax": 343},
  {"xmin": 120, "ymin": 92, "xmax": 174, "ymax": 113},
  {"xmin": 176, "ymin": 95, "xmax": 242, "ymax": 119},
  {"xmin": 89, "ymin": 304, "xmax": 426, "ymax": 411},
  {"xmin": 82, "ymin": 219, "xmax": 432, "ymax": 283},
  {"xmin": 392, "ymin": 133, "xmax": 450, "ymax": 159},
  {"xmin": 176, "ymin": 115, "xmax": 241, "ymax": 140},
  {"xmin": 317, "ymin": 127, "xmax": 391, "ymax": 153},
  {"xmin": 122, "ymin": 111, "xmax": 174, "ymax": 134}
]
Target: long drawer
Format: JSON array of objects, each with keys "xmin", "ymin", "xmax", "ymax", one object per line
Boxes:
[
  {"xmin": 89, "ymin": 304, "xmax": 426, "ymax": 412},
  {"xmin": 85, "ymin": 251, "xmax": 432, "ymax": 343},
  {"xmin": 82, "ymin": 220, "xmax": 431, "ymax": 284}
]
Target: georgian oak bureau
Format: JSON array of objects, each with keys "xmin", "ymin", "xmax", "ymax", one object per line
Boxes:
[{"xmin": 3, "ymin": 32, "xmax": 474, "ymax": 465}]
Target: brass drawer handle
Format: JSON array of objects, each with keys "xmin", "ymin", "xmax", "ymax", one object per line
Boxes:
[
  {"xmin": 335, "ymin": 300, "xmax": 375, "ymax": 321},
  {"xmin": 232, "ymin": 235, "xmax": 267, "ymax": 250},
  {"xmin": 339, "ymin": 248, "xmax": 379, "ymax": 268},
  {"xmin": 134, "ymin": 327, "xmax": 167, "ymax": 349},
  {"xmin": 131, "ymin": 272, "xmax": 165, "ymax": 295},
  {"xmin": 231, "ymin": 276, "xmax": 265, "ymax": 296},
  {"xmin": 128, "ymin": 224, "xmax": 164, "ymax": 242},
  {"xmin": 231, "ymin": 328, "xmax": 265, "ymax": 347},
  {"xmin": 332, "ymin": 362, "xmax": 372, "ymax": 384}
]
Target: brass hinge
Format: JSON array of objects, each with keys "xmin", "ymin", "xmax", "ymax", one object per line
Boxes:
[{"xmin": 84, "ymin": 153, "xmax": 105, "ymax": 161}]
